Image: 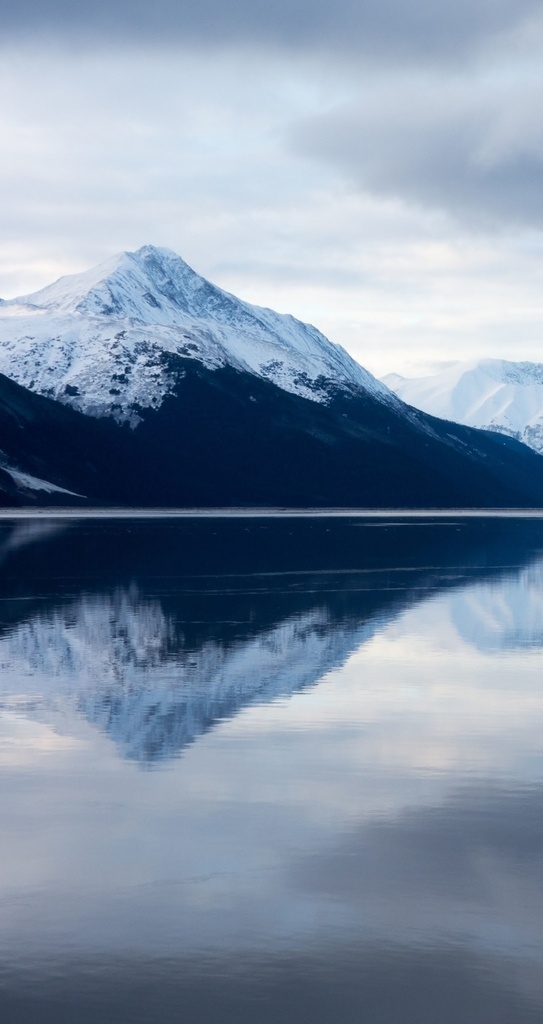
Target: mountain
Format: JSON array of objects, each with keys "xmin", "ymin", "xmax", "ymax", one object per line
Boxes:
[
  {"xmin": 0, "ymin": 244, "xmax": 388, "ymax": 424},
  {"xmin": 383, "ymin": 359, "xmax": 543, "ymax": 455},
  {"xmin": 2, "ymin": 247, "xmax": 543, "ymax": 507}
]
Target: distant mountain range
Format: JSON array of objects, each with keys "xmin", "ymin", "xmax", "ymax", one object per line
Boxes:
[
  {"xmin": 384, "ymin": 359, "xmax": 543, "ymax": 455},
  {"xmin": 1, "ymin": 247, "xmax": 543, "ymax": 507}
]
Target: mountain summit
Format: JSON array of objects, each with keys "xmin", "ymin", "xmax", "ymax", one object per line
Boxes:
[{"xmin": 0, "ymin": 245, "xmax": 387, "ymax": 423}]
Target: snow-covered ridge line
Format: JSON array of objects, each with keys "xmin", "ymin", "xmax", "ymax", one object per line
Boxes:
[
  {"xmin": 383, "ymin": 358, "xmax": 543, "ymax": 455},
  {"xmin": 0, "ymin": 245, "xmax": 393, "ymax": 424}
]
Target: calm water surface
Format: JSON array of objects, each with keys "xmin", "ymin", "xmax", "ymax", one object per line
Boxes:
[{"xmin": 0, "ymin": 514, "xmax": 542, "ymax": 1023}]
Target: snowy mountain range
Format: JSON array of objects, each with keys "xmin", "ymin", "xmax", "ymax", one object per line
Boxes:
[
  {"xmin": 1, "ymin": 247, "xmax": 543, "ymax": 507},
  {"xmin": 384, "ymin": 359, "xmax": 543, "ymax": 455}
]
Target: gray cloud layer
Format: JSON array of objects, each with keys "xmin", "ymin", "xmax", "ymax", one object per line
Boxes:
[
  {"xmin": 291, "ymin": 71, "xmax": 543, "ymax": 229},
  {"xmin": 2, "ymin": 0, "xmax": 541, "ymax": 62}
]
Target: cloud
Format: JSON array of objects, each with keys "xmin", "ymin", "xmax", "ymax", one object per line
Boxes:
[
  {"xmin": 2, "ymin": 34, "xmax": 543, "ymax": 377},
  {"xmin": 1, "ymin": 0, "xmax": 541, "ymax": 64},
  {"xmin": 290, "ymin": 66, "xmax": 543, "ymax": 230}
]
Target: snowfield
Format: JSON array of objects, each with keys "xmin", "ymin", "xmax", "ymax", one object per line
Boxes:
[{"xmin": 383, "ymin": 359, "xmax": 543, "ymax": 455}]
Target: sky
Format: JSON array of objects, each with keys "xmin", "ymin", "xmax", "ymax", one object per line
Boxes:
[{"xmin": 1, "ymin": 1, "xmax": 543, "ymax": 378}]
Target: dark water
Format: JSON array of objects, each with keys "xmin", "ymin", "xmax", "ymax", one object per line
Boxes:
[{"xmin": 1, "ymin": 514, "xmax": 543, "ymax": 1023}]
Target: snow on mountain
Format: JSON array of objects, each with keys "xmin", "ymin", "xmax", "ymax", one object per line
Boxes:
[
  {"xmin": 0, "ymin": 452, "xmax": 81, "ymax": 497},
  {"xmin": 0, "ymin": 245, "xmax": 390, "ymax": 424},
  {"xmin": 383, "ymin": 359, "xmax": 543, "ymax": 454},
  {"xmin": 0, "ymin": 587, "xmax": 382, "ymax": 763}
]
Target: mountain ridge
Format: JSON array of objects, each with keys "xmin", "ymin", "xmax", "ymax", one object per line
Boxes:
[{"xmin": 383, "ymin": 358, "xmax": 543, "ymax": 454}]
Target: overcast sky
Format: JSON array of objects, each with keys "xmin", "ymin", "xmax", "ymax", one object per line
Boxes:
[{"xmin": 2, "ymin": 0, "xmax": 543, "ymax": 377}]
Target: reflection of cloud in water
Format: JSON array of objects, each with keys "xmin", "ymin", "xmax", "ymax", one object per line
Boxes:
[
  {"xmin": 290, "ymin": 783, "xmax": 543, "ymax": 951},
  {"xmin": 1, "ymin": 521, "xmax": 543, "ymax": 1024},
  {"xmin": 0, "ymin": 546, "xmax": 543, "ymax": 1016}
]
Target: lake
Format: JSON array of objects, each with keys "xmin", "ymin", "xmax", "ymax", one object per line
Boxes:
[{"xmin": 0, "ymin": 513, "xmax": 542, "ymax": 1023}]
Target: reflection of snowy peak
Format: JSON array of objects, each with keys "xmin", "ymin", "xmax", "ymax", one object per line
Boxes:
[
  {"xmin": 383, "ymin": 359, "xmax": 543, "ymax": 454},
  {"xmin": 0, "ymin": 245, "xmax": 388, "ymax": 423},
  {"xmin": 0, "ymin": 589, "xmax": 379, "ymax": 763},
  {"xmin": 448, "ymin": 559, "xmax": 543, "ymax": 652}
]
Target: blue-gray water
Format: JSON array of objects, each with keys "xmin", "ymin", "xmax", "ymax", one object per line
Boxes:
[{"xmin": 1, "ymin": 514, "xmax": 542, "ymax": 1023}]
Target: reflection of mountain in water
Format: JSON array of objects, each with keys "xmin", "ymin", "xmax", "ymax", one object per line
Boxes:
[
  {"xmin": 449, "ymin": 560, "xmax": 543, "ymax": 652},
  {"xmin": 1, "ymin": 515, "xmax": 543, "ymax": 763},
  {"xmin": 0, "ymin": 588, "xmax": 383, "ymax": 763}
]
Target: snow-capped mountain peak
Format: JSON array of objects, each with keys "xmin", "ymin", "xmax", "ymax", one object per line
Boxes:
[
  {"xmin": 17, "ymin": 246, "xmax": 217, "ymax": 320},
  {"xmin": 0, "ymin": 245, "xmax": 390, "ymax": 423},
  {"xmin": 383, "ymin": 358, "xmax": 543, "ymax": 454}
]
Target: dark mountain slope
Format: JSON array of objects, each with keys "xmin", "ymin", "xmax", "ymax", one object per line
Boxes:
[
  {"xmin": 0, "ymin": 373, "xmax": 138, "ymax": 506},
  {"xmin": 3, "ymin": 356, "xmax": 543, "ymax": 508},
  {"xmin": 125, "ymin": 357, "xmax": 543, "ymax": 507}
]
